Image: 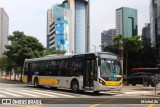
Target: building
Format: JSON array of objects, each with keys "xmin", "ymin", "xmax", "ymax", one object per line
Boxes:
[
  {"xmin": 150, "ymin": 0, "xmax": 160, "ymax": 47},
  {"xmin": 47, "ymin": 4, "xmax": 71, "ymax": 53},
  {"xmin": 0, "ymin": 8, "xmax": 9, "ymax": 57},
  {"xmin": 47, "ymin": 0, "xmax": 90, "ymax": 54},
  {"xmin": 65, "ymin": 0, "xmax": 89, "ymax": 54},
  {"xmin": 101, "ymin": 29, "xmax": 116, "ymax": 52},
  {"xmin": 142, "ymin": 23, "xmax": 151, "ymax": 45},
  {"xmin": 47, "ymin": 9, "xmax": 52, "ymax": 48},
  {"xmin": 116, "ymin": 7, "xmax": 138, "ymax": 37}
]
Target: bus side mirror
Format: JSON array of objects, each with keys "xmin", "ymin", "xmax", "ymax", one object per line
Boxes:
[{"xmin": 98, "ymin": 59, "xmax": 101, "ymax": 66}]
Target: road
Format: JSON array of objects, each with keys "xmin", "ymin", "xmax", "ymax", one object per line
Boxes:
[{"xmin": 0, "ymin": 79, "xmax": 159, "ymax": 107}]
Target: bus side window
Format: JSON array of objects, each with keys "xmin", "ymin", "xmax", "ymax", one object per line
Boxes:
[{"xmin": 73, "ymin": 58, "xmax": 83, "ymax": 76}]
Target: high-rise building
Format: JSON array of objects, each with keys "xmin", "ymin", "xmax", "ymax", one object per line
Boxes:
[
  {"xmin": 0, "ymin": 8, "xmax": 9, "ymax": 57},
  {"xmin": 65, "ymin": 0, "xmax": 89, "ymax": 54},
  {"xmin": 142, "ymin": 23, "xmax": 151, "ymax": 44},
  {"xmin": 48, "ymin": 4, "xmax": 71, "ymax": 53},
  {"xmin": 47, "ymin": 0, "xmax": 89, "ymax": 54},
  {"xmin": 47, "ymin": 9, "xmax": 52, "ymax": 48},
  {"xmin": 101, "ymin": 29, "xmax": 116, "ymax": 51},
  {"xmin": 150, "ymin": 0, "xmax": 160, "ymax": 47},
  {"xmin": 116, "ymin": 7, "xmax": 138, "ymax": 37}
]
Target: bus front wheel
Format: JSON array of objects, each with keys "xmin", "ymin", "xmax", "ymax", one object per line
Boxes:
[
  {"xmin": 34, "ymin": 78, "xmax": 39, "ymax": 88},
  {"xmin": 93, "ymin": 91, "xmax": 100, "ymax": 94},
  {"xmin": 71, "ymin": 80, "xmax": 79, "ymax": 93}
]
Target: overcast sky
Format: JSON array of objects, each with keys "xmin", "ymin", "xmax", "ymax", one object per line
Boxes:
[{"xmin": 0, "ymin": 0, "xmax": 150, "ymax": 52}]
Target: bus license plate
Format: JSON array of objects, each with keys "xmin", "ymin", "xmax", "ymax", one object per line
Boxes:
[{"xmin": 110, "ymin": 88, "xmax": 115, "ymax": 91}]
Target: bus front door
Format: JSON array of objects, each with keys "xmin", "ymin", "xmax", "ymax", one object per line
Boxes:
[{"xmin": 84, "ymin": 59, "xmax": 94, "ymax": 89}]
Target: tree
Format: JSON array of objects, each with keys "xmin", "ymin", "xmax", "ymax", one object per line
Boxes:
[
  {"xmin": 107, "ymin": 35, "xmax": 143, "ymax": 76},
  {"xmin": 43, "ymin": 47, "xmax": 66, "ymax": 56},
  {"xmin": 4, "ymin": 31, "xmax": 44, "ymax": 81}
]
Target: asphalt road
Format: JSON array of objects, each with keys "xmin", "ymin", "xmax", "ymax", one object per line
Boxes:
[{"xmin": 0, "ymin": 79, "xmax": 160, "ymax": 107}]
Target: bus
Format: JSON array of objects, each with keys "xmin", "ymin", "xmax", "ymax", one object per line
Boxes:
[{"xmin": 22, "ymin": 52, "xmax": 123, "ymax": 93}]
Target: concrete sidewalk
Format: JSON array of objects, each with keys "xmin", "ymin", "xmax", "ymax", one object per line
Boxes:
[{"xmin": 0, "ymin": 79, "xmax": 23, "ymax": 84}]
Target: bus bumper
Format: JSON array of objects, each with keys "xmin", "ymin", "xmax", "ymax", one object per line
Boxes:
[{"xmin": 95, "ymin": 84, "xmax": 123, "ymax": 91}]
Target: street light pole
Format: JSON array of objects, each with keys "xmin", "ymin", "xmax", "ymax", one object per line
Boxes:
[{"xmin": 92, "ymin": 45, "xmax": 96, "ymax": 52}]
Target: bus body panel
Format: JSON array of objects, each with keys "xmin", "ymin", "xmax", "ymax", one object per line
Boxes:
[{"xmin": 32, "ymin": 75, "xmax": 84, "ymax": 90}]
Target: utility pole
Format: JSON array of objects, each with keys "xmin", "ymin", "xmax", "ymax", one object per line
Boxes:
[{"xmin": 92, "ymin": 45, "xmax": 96, "ymax": 52}]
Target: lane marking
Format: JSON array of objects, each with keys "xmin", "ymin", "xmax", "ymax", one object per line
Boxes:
[
  {"xmin": 32, "ymin": 89, "xmax": 75, "ymax": 97},
  {"xmin": 7, "ymin": 90, "xmax": 40, "ymax": 97},
  {"xmin": 0, "ymin": 90, "xmax": 22, "ymax": 97},
  {"xmin": 0, "ymin": 94, "xmax": 5, "ymax": 97},
  {"xmin": 124, "ymin": 91, "xmax": 150, "ymax": 94},
  {"xmin": 89, "ymin": 99, "xmax": 114, "ymax": 107},
  {"xmin": 20, "ymin": 90, "xmax": 57, "ymax": 97},
  {"xmin": 148, "ymin": 98, "xmax": 160, "ymax": 107}
]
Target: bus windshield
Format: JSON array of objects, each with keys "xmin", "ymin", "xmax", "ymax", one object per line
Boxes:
[{"xmin": 100, "ymin": 58, "xmax": 122, "ymax": 80}]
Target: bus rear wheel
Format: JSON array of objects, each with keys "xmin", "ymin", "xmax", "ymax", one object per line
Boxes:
[
  {"xmin": 71, "ymin": 80, "xmax": 79, "ymax": 93},
  {"xmin": 34, "ymin": 78, "xmax": 39, "ymax": 88},
  {"xmin": 93, "ymin": 91, "xmax": 100, "ymax": 94}
]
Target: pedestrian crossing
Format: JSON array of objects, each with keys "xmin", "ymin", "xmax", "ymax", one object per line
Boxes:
[{"xmin": 0, "ymin": 88, "xmax": 87, "ymax": 98}]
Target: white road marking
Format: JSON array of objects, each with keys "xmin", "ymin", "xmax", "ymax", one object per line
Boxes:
[
  {"xmin": 124, "ymin": 91, "xmax": 150, "ymax": 94},
  {"xmin": 0, "ymin": 90, "xmax": 22, "ymax": 97},
  {"xmin": 7, "ymin": 90, "xmax": 40, "ymax": 97},
  {"xmin": 31, "ymin": 89, "xmax": 75, "ymax": 97},
  {"xmin": 0, "ymin": 94, "xmax": 5, "ymax": 97},
  {"xmin": 20, "ymin": 90, "xmax": 58, "ymax": 97}
]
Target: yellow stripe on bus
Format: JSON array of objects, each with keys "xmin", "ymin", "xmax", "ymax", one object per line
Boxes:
[
  {"xmin": 103, "ymin": 80, "xmax": 122, "ymax": 86},
  {"xmin": 22, "ymin": 75, "xmax": 28, "ymax": 83},
  {"xmin": 38, "ymin": 77, "xmax": 58, "ymax": 85}
]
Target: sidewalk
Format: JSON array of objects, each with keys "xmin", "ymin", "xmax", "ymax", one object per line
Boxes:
[{"xmin": 121, "ymin": 85, "xmax": 160, "ymax": 97}]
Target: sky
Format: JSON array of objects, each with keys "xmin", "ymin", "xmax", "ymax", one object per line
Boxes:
[{"xmin": 0, "ymin": 0, "xmax": 150, "ymax": 52}]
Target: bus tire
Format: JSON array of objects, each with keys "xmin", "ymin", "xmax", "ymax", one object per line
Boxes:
[
  {"xmin": 71, "ymin": 80, "xmax": 79, "ymax": 93},
  {"xmin": 132, "ymin": 83, "xmax": 136, "ymax": 86},
  {"xmin": 34, "ymin": 78, "xmax": 39, "ymax": 88},
  {"xmin": 93, "ymin": 91, "xmax": 100, "ymax": 94}
]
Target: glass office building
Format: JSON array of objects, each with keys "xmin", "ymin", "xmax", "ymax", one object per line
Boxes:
[
  {"xmin": 47, "ymin": 0, "xmax": 89, "ymax": 54},
  {"xmin": 64, "ymin": 0, "xmax": 89, "ymax": 54},
  {"xmin": 75, "ymin": 2, "xmax": 86, "ymax": 54},
  {"xmin": 116, "ymin": 7, "xmax": 138, "ymax": 37}
]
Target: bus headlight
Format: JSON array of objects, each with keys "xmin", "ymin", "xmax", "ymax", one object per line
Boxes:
[{"xmin": 99, "ymin": 79, "xmax": 106, "ymax": 86}]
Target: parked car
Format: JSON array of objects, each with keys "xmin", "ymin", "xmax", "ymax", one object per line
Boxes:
[{"xmin": 124, "ymin": 72, "xmax": 158, "ymax": 87}]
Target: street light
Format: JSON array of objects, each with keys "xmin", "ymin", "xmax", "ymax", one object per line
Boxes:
[{"xmin": 92, "ymin": 45, "xmax": 96, "ymax": 52}]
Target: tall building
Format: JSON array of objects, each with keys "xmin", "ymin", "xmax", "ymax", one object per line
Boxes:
[
  {"xmin": 150, "ymin": 0, "xmax": 160, "ymax": 47},
  {"xmin": 0, "ymin": 8, "xmax": 9, "ymax": 57},
  {"xmin": 142, "ymin": 23, "xmax": 151, "ymax": 44},
  {"xmin": 65, "ymin": 0, "xmax": 89, "ymax": 54},
  {"xmin": 47, "ymin": 9, "xmax": 52, "ymax": 48},
  {"xmin": 101, "ymin": 29, "xmax": 116, "ymax": 51},
  {"xmin": 47, "ymin": 4, "xmax": 71, "ymax": 53},
  {"xmin": 116, "ymin": 7, "xmax": 138, "ymax": 37},
  {"xmin": 47, "ymin": 0, "xmax": 90, "ymax": 54}
]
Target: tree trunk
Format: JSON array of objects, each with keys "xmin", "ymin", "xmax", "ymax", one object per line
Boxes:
[
  {"xmin": 20, "ymin": 66, "xmax": 23, "ymax": 82},
  {"xmin": 14, "ymin": 69, "xmax": 16, "ymax": 80},
  {"xmin": 10, "ymin": 70, "xmax": 11, "ymax": 80}
]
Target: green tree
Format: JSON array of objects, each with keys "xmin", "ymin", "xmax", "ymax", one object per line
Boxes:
[
  {"xmin": 4, "ymin": 31, "xmax": 44, "ymax": 81},
  {"xmin": 43, "ymin": 47, "xmax": 66, "ymax": 56},
  {"xmin": 105, "ymin": 35, "xmax": 143, "ymax": 76}
]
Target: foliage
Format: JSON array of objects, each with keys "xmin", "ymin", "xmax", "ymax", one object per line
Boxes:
[
  {"xmin": 4, "ymin": 31, "xmax": 44, "ymax": 67},
  {"xmin": 113, "ymin": 35, "xmax": 143, "ymax": 53},
  {"xmin": 43, "ymin": 47, "xmax": 66, "ymax": 56},
  {"xmin": 0, "ymin": 56, "xmax": 8, "ymax": 71}
]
